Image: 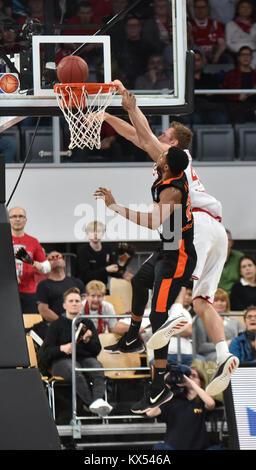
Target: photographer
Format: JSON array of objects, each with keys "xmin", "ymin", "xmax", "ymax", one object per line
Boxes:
[{"xmin": 146, "ymin": 365, "xmax": 219, "ymax": 450}]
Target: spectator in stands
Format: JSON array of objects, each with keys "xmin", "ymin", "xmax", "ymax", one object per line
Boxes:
[
  {"xmin": 89, "ymin": 0, "xmax": 113, "ymax": 22},
  {"xmin": 17, "ymin": 0, "xmax": 44, "ymax": 24},
  {"xmin": 111, "ymin": 15, "xmax": 156, "ymax": 88},
  {"xmin": 225, "ymin": 0, "xmax": 256, "ymax": 67},
  {"xmin": 229, "ymin": 305, "xmax": 256, "ymax": 363},
  {"xmin": 142, "ymin": 0, "xmax": 172, "ymax": 60},
  {"xmin": 62, "ymin": 1, "xmax": 102, "ymax": 66},
  {"xmin": 36, "ymin": 250, "xmax": 85, "ymax": 323},
  {"xmin": 188, "ymin": 0, "xmax": 238, "ymax": 25},
  {"xmin": 189, "ymin": 0, "xmax": 227, "ymax": 64},
  {"xmin": 193, "ymin": 288, "xmax": 245, "ymax": 361},
  {"xmin": 218, "ymin": 229, "xmax": 244, "ymax": 295},
  {"xmin": 0, "ymin": 1, "xmax": 13, "ymax": 21},
  {"xmin": 63, "ymin": 1, "xmax": 101, "ymax": 35},
  {"xmin": 230, "ymin": 256, "xmax": 256, "ymax": 310},
  {"xmin": 9, "ymin": 206, "xmax": 51, "ymax": 313},
  {"xmin": 135, "ymin": 53, "xmax": 173, "ymax": 90},
  {"xmin": 222, "ymin": 45, "xmax": 256, "ymax": 122},
  {"xmin": 76, "ymin": 220, "xmax": 119, "ymax": 288},
  {"xmin": 146, "ymin": 364, "xmax": 218, "ymax": 451},
  {"xmin": 0, "ymin": 18, "xmax": 25, "ymax": 53},
  {"xmin": 181, "ymin": 48, "xmax": 228, "ymax": 124},
  {"xmin": 81, "ymin": 280, "xmax": 118, "ymax": 334},
  {"xmin": 39, "ymin": 287, "xmax": 113, "ymax": 417}
]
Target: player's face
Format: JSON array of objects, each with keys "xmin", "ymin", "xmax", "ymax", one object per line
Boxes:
[
  {"xmin": 63, "ymin": 293, "xmax": 82, "ymax": 316},
  {"xmin": 156, "ymin": 151, "xmax": 168, "ymax": 173},
  {"xmin": 158, "ymin": 127, "xmax": 177, "ymax": 146},
  {"xmin": 86, "ymin": 290, "xmax": 104, "ymax": 310},
  {"xmin": 9, "ymin": 208, "xmax": 27, "ymax": 231}
]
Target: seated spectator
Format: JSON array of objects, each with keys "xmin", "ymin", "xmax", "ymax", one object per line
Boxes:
[
  {"xmin": 222, "ymin": 45, "xmax": 256, "ymax": 122},
  {"xmin": 36, "ymin": 250, "xmax": 85, "ymax": 323},
  {"xmin": 89, "ymin": 0, "xmax": 113, "ymax": 22},
  {"xmin": 181, "ymin": 48, "xmax": 228, "ymax": 124},
  {"xmin": 17, "ymin": 0, "xmax": 44, "ymax": 24},
  {"xmin": 146, "ymin": 364, "xmax": 218, "ymax": 451},
  {"xmin": 0, "ymin": 18, "xmax": 25, "ymax": 53},
  {"xmin": 142, "ymin": 0, "xmax": 172, "ymax": 60},
  {"xmin": 230, "ymin": 256, "xmax": 256, "ymax": 310},
  {"xmin": 225, "ymin": 0, "xmax": 256, "ymax": 67},
  {"xmin": 218, "ymin": 229, "xmax": 244, "ymax": 295},
  {"xmin": 111, "ymin": 15, "xmax": 157, "ymax": 88},
  {"xmin": 39, "ymin": 287, "xmax": 113, "ymax": 417},
  {"xmin": 135, "ymin": 54, "xmax": 173, "ymax": 90},
  {"xmin": 229, "ymin": 305, "xmax": 256, "ymax": 363},
  {"xmin": 189, "ymin": 0, "xmax": 227, "ymax": 64},
  {"xmin": 193, "ymin": 288, "xmax": 245, "ymax": 361},
  {"xmin": 63, "ymin": 1, "xmax": 101, "ymax": 35},
  {"xmin": 81, "ymin": 280, "xmax": 118, "ymax": 334},
  {"xmin": 0, "ymin": 1, "xmax": 12, "ymax": 20},
  {"xmin": 9, "ymin": 206, "xmax": 51, "ymax": 313},
  {"xmin": 76, "ymin": 220, "xmax": 119, "ymax": 288}
]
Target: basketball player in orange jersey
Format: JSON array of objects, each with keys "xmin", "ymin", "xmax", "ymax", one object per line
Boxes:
[
  {"xmin": 95, "ymin": 143, "xmax": 197, "ymax": 413},
  {"xmin": 102, "ymin": 82, "xmax": 239, "ymax": 397}
]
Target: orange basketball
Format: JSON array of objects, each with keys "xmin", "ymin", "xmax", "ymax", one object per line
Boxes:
[
  {"xmin": 0, "ymin": 74, "xmax": 19, "ymax": 93},
  {"xmin": 57, "ymin": 55, "xmax": 89, "ymax": 83}
]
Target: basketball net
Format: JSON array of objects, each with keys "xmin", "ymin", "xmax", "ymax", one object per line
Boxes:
[{"xmin": 54, "ymin": 83, "xmax": 117, "ymax": 150}]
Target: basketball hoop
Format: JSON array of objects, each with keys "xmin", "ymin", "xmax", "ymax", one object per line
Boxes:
[{"xmin": 54, "ymin": 83, "xmax": 117, "ymax": 150}]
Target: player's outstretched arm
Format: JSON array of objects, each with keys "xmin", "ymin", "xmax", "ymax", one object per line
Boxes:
[
  {"xmin": 94, "ymin": 186, "xmax": 181, "ymax": 230},
  {"xmin": 122, "ymin": 91, "xmax": 165, "ymax": 162}
]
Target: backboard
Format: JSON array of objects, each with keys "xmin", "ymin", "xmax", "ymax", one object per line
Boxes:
[{"xmin": 0, "ymin": 0, "xmax": 193, "ymax": 119}]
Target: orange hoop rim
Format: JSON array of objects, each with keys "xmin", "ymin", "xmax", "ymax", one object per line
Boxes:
[{"xmin": 54, "ymin": 82, "xmax": 117, "ymax": 96}]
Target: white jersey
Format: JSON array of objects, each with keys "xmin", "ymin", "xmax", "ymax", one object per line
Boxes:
[
  {"xmin": 184, "ymin": 150, "xmax": 222, "ymax": 219},
  {"xmin": 152, "ymin": 150, "xmax": 222, "ymax": 219}
]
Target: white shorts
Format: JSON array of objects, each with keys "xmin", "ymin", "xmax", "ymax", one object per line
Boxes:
[{"xmin": 192, "ymin": 211, "xmax": 228, "ymax": 304}]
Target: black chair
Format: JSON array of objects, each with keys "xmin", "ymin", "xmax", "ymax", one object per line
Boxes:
[
  {"xmin": 193, "ymin": 125, "xmax": 235, "ymax": 161},
  {"xmin": 235, "ymin": 123, "xmax": 256, "ymax": 161}
]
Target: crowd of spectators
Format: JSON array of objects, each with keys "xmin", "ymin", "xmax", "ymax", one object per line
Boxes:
[
  {"xmin": 10, "ymin": 203, "xmax": 256, "ymax": 443},
  {"xmin": 1, "ymin": 2, "xmax": 256, "ymax": 121}
]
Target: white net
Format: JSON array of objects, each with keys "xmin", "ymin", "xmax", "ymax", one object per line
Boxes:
[{"xmin": 54, "ymin": 84, "xmax": 117, "ymax": 150}]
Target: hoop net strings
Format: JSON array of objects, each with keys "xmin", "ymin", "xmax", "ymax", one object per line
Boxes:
[{"xmin": 55, "ymin": 85, "xmax": 117, "ymax": 150}]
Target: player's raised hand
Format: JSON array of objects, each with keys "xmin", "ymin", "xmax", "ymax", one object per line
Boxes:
[
  {"xmin": 122, "ymin": 90, "xmax": 136, "ymax": 112},
  {"xmin": 94, "ymin": 187, "xmax": 116, "ymax": 207},
  {"xmin": 111, "ymin": 79, "xmax": 126, "ymax": 95}
]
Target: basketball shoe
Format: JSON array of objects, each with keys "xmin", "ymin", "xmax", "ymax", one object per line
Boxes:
[
  {"xmin": 131, "ymin": 384, "xmax": 173, "ymax": 414},
  {"xmin": 206, "ymin": 354, "xmax": 240, "ymax": 396},
  {"xmin": 104, "ymin": 333, "xmax": 145, "ymax": 354},
  {"xmin": 147, "ymin": 313, "xmax": 190, "ymax": 350}
]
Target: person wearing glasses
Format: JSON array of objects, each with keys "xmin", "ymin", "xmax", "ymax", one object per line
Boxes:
[
  {"xmin": 9, "ymin": 206, "xmax": 51, "ymax": 313},
  {"xmin": 229, "ymin": 306, "xmax": 256, "ymax": 364},
  {"xmin": 36, "ymin": 251, "xmax": 85, "ymax": 329}
]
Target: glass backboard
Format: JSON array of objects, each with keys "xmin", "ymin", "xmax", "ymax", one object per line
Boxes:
[{"xmin": 0, "ymin": 0, "xmax": 193, "ymax": 118}]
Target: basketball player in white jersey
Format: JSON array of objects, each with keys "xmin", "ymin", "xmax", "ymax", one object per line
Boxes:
[{"xmin": 103, "ymin": 81, "xmax": 239, "ymax": 396}]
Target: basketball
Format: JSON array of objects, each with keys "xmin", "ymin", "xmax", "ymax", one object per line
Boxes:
[
  {"xmin": 57, "ymin": 55, "xmax": 89, "ymax": 83},
  {"xmin": 0, "ymin": 73, "xmax": 19, "ymax": 93}
]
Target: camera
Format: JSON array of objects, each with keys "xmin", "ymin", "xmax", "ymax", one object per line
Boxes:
[{"xmin": 165, "ymin": 364, "xmax": 191, "ymax": 394}]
